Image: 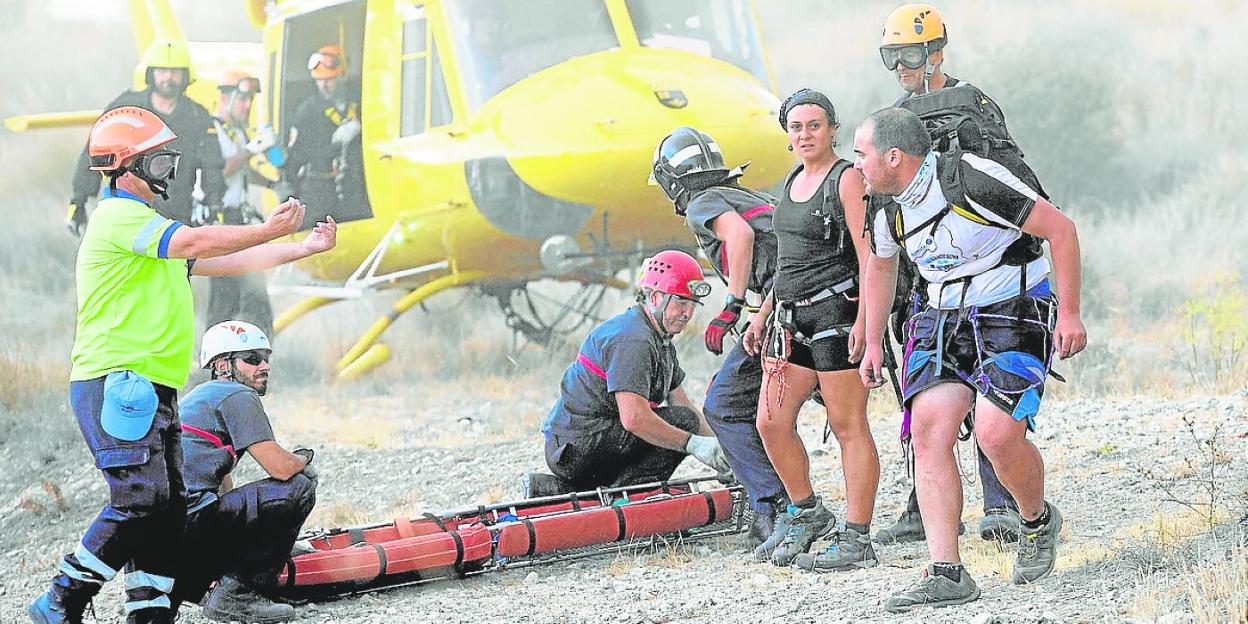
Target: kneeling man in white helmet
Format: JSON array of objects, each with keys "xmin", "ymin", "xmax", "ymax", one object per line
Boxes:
[{"xmin": 172, "ymin": 321, "xmax": 316, "ymax": 623}]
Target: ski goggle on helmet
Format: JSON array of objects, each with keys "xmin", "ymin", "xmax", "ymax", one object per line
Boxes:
[
  {"xmin": 879, "ymin": 45, "xmax": 931, "ymax": 71},
  {"xmin": 131, "ymin": 149, "xmax": 181, "ymax": 183}
]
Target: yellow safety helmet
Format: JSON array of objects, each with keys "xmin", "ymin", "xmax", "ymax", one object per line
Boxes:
[
  {"xmin": 139, "ymin": 38, "xmax": 196, "ymax": 86},
  {"xmin": 881, "ymin": 3, "xmax": 947, "ymax": 49}
]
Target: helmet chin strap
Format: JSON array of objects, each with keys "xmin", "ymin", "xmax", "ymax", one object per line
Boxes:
[{"xmin": 647, "ymin": 293, "xmax": 678, "ymax": 337}]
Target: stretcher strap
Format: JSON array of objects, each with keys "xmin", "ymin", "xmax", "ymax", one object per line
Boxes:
[
  {"xmin": 348, "ymin": 528, "xmax": 365, "ymax": 545},
  {"xmin": 701, "ymin": 492, "xmax": 718, "ymax": 526},
  {"xmin": 372, "ymin": 543, "xmax": 388, "ymax": 578},
  {"xmin": 522, "ymin": 518, "xmax": 537, "ymax": 557},
  {"xmin": 613, "ymin": 505, "xmax": 627, "ymax": 541}
]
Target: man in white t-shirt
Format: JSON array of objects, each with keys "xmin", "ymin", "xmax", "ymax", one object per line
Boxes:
[
  {"xmin": 854, "ymin": 107, "xmax": 1086, "ymax": 612},
  {"xmin": 198, "ymin": 71, "xmax": 275, "ymax": 335}
]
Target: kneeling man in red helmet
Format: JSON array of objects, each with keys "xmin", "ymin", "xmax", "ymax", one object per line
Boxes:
[{"xmin": 523, "ymin": 250, "xmax": 731, "ymax": 496}]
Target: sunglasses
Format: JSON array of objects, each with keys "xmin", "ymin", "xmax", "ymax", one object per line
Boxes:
[
  {"xmin": 133, "ymin": 149, "xmax": 181, "ymax": 182},
  {"xmin": 880, "ymin": 45, "xmax": 930, "ymax": 71},
  {"xmin": 234, "ymin": 350, "xmax": 271, "ymax": 366},
  {"xmin": 307, "ymin": 52, "xmax": 343, "ymax": 72}
]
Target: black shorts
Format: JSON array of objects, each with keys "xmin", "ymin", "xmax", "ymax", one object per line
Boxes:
[
  {"xmin": 767, "ymin": 293, "xmax": 858, "ymax": 373},
  {"xmin": 900, "ymin": 284, "xmax": 1055, "ymax": 428}
]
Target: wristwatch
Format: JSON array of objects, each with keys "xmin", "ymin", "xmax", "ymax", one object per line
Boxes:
[{"xmin": 723, "ymin": 294, "xmax": 745, "ymax": 311}]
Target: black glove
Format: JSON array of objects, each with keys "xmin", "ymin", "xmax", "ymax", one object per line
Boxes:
[
  {"xmin": 294, "ymin": 447, "xmax": 318, "ymax": 483},
  {"xmin": 66, "ymin": 198, "xmax": 89, "ymax": 237}
]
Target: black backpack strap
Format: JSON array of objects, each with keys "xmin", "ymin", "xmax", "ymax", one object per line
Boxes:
[{"xmin": 821, "ymin": 159, "xmax": 855, "ymax": 250}]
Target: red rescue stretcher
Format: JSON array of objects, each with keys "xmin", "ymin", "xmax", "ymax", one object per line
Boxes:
[{"xmin": 275, "ymin": 477, "xmax": 745, "ymax": 598}]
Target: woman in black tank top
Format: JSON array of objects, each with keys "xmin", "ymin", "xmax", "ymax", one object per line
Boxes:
[{"xmin": 742, "ymin": 89, "xmax": 881, "ymax": 570}]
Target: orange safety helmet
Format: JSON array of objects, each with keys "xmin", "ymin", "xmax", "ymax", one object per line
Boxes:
[
  {"xmin": 638, "ymin": 250, "xmax": 710, "ymax": 302},
  {"xmin": 87, "ymin": 106, "xmax": 177, "ymax": 172},
  {"xmin": 218, "ymin": 69, "xmax": 261, "ymax": 95},
  {"xmin": 307, "ymin": 45, "xmax": 346, "ymax": 79}
]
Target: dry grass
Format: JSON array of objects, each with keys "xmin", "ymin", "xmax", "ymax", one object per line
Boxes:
[{"xmin": 1184, "ymin": 541, "xmax": 1248, "ymax": 624}]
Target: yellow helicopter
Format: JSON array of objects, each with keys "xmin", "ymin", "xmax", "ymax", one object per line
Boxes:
[{"xmin": 7, "ymin": 0, "xmax": 792, "ymax": 380}]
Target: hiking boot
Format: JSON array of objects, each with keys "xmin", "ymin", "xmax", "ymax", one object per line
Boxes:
[
  {"xmin": 126, "ymin": 607, "xmax": 174, "ymax": 624},
  {"xmin": 1012, "ymin": 503, "xmax": 1063, "ymax": 585},
  {"xmin": 747, "ymin": 505, "xmax": 777, "ymax": 550},
  {"xmin": 793, "ymin": 525, "xmax": 879, "ymax": 572},
  {"xmin": 769, "ymin": 498, "xmax": 837, "ymax": 567},
  {"xmin": 883, "ymin": 564, "xmax": 981, "ymax": 613},
  {"xmin": 752, "ymin": 508, "xmax": 793, "ymax": 562},
  {"xmin": 202, "ymin": 577, "xmax": 295, "ymax": 624},
  {"xmin": 519, "ymin": 472, "xmax": 573, "ymax": 499},
  {"xmin": 28, "ymin": 576, "xmax": 96, "ymax": 624},
  {"xmin": 874, "ymin": 510, "xmax": 966, "ymax": 544},
  {"xmin": 980, "ymin": 507, "xmax": 1021, "ymax": 544}
]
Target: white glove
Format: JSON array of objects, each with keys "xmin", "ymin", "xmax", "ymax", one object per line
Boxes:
[
  {"xmin": 331, "ymin": 118, "xmax": 361, "ymax": 146},
  {"xmin": 245, "ymin": 125, "xmax": 277, "ymax": 155},
  {"xmin": 684, "ymin": 435, "xmax": 731, "ymax": 474}
]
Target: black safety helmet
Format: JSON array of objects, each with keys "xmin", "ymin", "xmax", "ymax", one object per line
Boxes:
[
  {"xmin": 650, "ymin": 127, "xmax": 740, "ymax": 215},
  {"xmin": 778, "ymin": 88, "xmax": 838, "ymax": 130}
]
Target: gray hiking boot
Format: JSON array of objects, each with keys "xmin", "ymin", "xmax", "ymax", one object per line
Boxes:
[
  {"xmin": 874, "ymin": 510, "xmax": 966, "ymax": 544},
  {"xmin": 752, "ymin": 508, "xmax": 793, "ymax": 562},
  {"xmin": 1012, "ymin": 502, "xmax": 1063, "ymax": 585},
  {"xmin": 883, "ymin": 564, "xmax": 981, "ymax": 613},
  {"xmin": 747, "ymin": 505, "xmax": 778, "ymax": 550},
  {"xmin": 769, "ymin": 498, "xmax": 837, "ymax": 567},
  {"xmin": 980, "ymin": 507, "xmax": 1021, "ymax": 543},
  {"xmin": 793, "ymin": 525, "xmax": 878, "ymax": 572},
  {"xmin": 202, "ymin": 577, "xmax": 295, "ymax": 624}
]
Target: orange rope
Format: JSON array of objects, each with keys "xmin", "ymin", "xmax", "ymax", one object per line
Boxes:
[{"xmin": 761, "ymin": 322, "xmax": 791, "ymax": 421}]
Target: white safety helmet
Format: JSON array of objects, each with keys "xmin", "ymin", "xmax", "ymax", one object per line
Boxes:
[{"xmin": 200, "ymin": 320, "xmax": 272, "ymax": 369}]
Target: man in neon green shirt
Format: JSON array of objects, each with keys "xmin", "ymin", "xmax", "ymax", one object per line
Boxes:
[{"xmin": 30, "ymin": 106, "xmax": 337, "ymax": 624}]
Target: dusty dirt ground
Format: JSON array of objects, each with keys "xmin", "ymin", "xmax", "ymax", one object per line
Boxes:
[{"xmin": 2, "ymin": 371, "xmax": 1243, "ymax": 623}]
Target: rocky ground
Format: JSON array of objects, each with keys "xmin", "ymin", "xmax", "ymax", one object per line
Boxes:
[{"xmin": 1, "ymin": 381, "xmax": 1244, "ymax": 623}]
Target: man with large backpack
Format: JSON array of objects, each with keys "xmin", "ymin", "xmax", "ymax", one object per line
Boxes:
[
  {"xmin": 649, "ymin": 127, "xmax": 787, "ymax": 549},
  {"xmin": 871, "ymin": 2, "xmax": 1027, "ymax": 546},
  {"xmin": 855, "ymin": 107, "xmax": 1085, "ymax": 611}
]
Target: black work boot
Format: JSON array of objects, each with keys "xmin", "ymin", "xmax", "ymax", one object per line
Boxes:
[
  {"xmin": 28, "ymin": 576, "xmax": 97, "ymax": 624},
  {"xmin": 520, "ymin": 472, "xmax": 574, "ymax": 498},
  {"xmin": 202, "ymin": 576, "xmax": 295, "ymax": 624},
  {"xmin": 126, "ymin": 607, "xmax": 175, "ymax": 624},
  {"xmin": 747, "ymin": 503, "xmax": 778, "ymax": 549}
]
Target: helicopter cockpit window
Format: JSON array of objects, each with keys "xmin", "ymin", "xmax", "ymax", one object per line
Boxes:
[
  {"xmin": 444, "ymin": 0, "xmax": 618, "ymax": 110},
  {"xmin": 627, "ymin": 0, "xmax": 768, "ymax": 85}
]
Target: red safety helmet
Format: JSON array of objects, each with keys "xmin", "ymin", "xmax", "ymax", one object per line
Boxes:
[
  {"xmin": 87, "ymin": 106, "xmax": 178, "ymax": 172},
  {"xmin": 638, "ymin": 250, "xmax": 710, "ymax": 301}
]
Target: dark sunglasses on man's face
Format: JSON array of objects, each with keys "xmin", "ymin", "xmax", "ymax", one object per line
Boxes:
[
  {"xmin": 880, "ymin": 45, "xmax": 930, "ymax": 71},
  {"xmin": 234, "ymin": 350, "xmax": 271, "ymax": 366}
]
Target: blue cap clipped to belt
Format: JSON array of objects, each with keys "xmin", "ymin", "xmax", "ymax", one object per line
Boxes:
[{"xmin": 101, "ymin": 371, "xmax": 158, "ymax": 442}]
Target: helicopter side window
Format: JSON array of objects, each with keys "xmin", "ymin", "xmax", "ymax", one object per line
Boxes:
[
  {"xmin": 444, "ymin": 0, "xmax": 618, "ymax": 110},
  {"xmin": 400, "ymin": 10, "xmax": 428, "ymax": 136},
  {"xmin": 627, "ymin": 0, "xmax": 768, "ymax": 84},
  {"xmin": 401, "ymin": 7, "xmax": 453, "ymax": 136}
]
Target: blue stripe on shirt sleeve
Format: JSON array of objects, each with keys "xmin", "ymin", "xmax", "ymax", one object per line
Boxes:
[{"xmin": 157, "ymin": 221, "xmax": 182, "ymax": 259}]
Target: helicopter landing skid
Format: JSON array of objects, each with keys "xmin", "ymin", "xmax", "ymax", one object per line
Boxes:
[{"xmin": 334, "ymin": 271, "xmax": 488, "ymax": 380}]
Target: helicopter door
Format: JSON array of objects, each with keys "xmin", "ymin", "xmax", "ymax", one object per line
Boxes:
[{"xmin": 278, "ymin": 0, "xmax": 373, "ymax": 226}]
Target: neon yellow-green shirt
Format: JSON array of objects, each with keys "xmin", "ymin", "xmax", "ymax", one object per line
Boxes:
[{"xmin": 70, "ymin": 189, "xmax": 194, "ymax": 389}]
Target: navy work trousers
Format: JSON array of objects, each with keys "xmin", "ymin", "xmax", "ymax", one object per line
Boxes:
[
  {"xmin": 702, "ymin": 341, "xmax": 785, "ymax": 513},
  {"xmin": 60, "ymin": 377, "xmax": 186, "ymax": 613},
  {"xmin": 174, "ymin": 475, "xmax": 317, "ymax": 604},
  {"xmin": 545, "ymin": 406, "xmax": 701, "ymax": 489}
]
